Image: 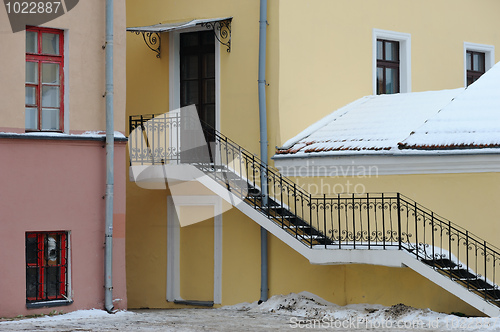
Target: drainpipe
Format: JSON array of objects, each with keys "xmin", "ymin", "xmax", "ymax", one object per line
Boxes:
[
  {"xmin": 104, "ymin": 0, "xmax": 115, "ymax": 313},
  {"xmin": 258, "ymin": 0, "xmax": 269, "ymax": 304}
]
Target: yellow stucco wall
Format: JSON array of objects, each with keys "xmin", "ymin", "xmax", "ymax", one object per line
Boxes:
[
  {"xmin": 125, "ymin": 185, "xmax": 168, "ymax": 308},
  {"xmin": 0, "ymin": 0, "xmax": 126, "ymax": 133},
  {"xmin": 125, "ymin": 0, "xmax": 500, "ymax": 316}
]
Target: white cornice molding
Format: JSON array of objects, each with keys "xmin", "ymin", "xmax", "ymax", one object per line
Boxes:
[{"xmin": 274, "ymin": 154, "xmax": 500, "ymax": 176}]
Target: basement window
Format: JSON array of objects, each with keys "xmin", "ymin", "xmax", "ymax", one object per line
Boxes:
[{"xmin": 26, "ymin": 232, "xmax": 71, "ymax": 308}]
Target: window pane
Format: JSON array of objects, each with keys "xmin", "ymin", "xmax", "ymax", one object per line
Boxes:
[
  {"xmin": 181, "ymin": 55, "xmax": 198, "ymax": 80},
  {"xmin": 203, "ymin": 104, "xmax": 215, "ymax": 129},
  {"xmin": 26, "ymin": 236, "xmax": 38, "ymax": 265},
  {"xmin": 41, "ymin": 108, "xmax": 60, "ymax": 130},
  {"xmin": 46, "ymin": 235, "xmax": 59, "ymax": 263},
  {"xmin": 474, "ymin": 53, "xmax": 485, "ymax": 72},
  {"xmin": 42, "ymin": 63, "xmax": 60, "ymax": 84},
  {"xmin": 181, "ymin": 81, "xmax": 199, "ymax": 106},
  {"xmin": 25, "ymin": 107, "xmax": 38, "ymax": 130},
  {"xmin": 202, "ymin": 31, "xmax": 215, "ymax": 45},
  {"xmin": 473, "ymin": 53, "xmax": 479, "ymax": 71},
  {"xmin": 26, "ymin": 62, "xmax": 38, "ymax": 84},
  {"xmin": 204, "ymin": 79, "xmax": 215, "ymax": 103},
  {"xmin": 385, "ymin": 42, "xmax": 392, "ymax": 60},
  {"xmin": 42, "ymin": 86, "xmax": 60, "ymax": 107},
  {"xmin": 26, "ymin": 267, "xmax": 38, "ymax": 299},
  {"xmin": 25, "ymin": 86, "xmax": 37, "ymax": 105},
  {"xmin": 385, "ymin": 41, "xmax": 398, "ymax": 61},
  {"xmin": 479, "ymin": 57, "xmax": 485, "ymax": 72},
  {"xmin": 42, "ymin": 33, "xmax": 60, "ymax": 55},
  {"xmin": 466, "ymin": 52, "xmax": 472, "ymax": 71},
  {"xmin": 180, "ymin": 32, "xmax": 198, "ymax": 48},
  {"xmin": 26, "ymin": 31, "xmax": 37, "ymax": 53},
  {"xmin": 45, "ymin": 266, "xmax": 59, "ymax": 297},
  {"xmin": 377, "ymin": 67, "xmax": 384, "ymax": 94},
  {"xmin": 204, "ymin": 53, "xmax": 215, "ymax": 78},
  {"xmin": 377, "ymin": 40, "xmax": 383, "ymax": 60},
  {"xmin": 385, "ymin": 67, "xmax": 398, "ymax": 94}
]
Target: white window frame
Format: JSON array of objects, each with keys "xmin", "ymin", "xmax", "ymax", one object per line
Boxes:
[
  {"xmin": 463, "ymin": 42, "xmax": 494, "ymax": 87},
  {"xmin": 373, "ymin": 29, "xmax": 411, "ymax": 95}
]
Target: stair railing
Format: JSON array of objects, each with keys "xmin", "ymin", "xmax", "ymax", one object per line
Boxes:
[{"xmin": 129, "ymin": 113, "xmax": 500, "ymax": 303}]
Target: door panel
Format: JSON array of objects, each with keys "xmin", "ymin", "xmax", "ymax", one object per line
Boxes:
[{"xmin": 179, "ymin": 206, "xmax": 214, "ymax": 301}]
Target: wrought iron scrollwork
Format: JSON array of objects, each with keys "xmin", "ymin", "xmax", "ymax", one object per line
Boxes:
[
  {"xmin": 201, "ymin": 19, "xmax": 232, "ymax": 52},
  {"xmin": 134, "ymin": 31, "xmax": 161, "ymax": 58}
]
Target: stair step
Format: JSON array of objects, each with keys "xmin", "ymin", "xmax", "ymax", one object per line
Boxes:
[
  {"xmin": 247, "ymin": 188, "xmax": 261, "ymax": 196},
  {"xmin": 225, "ymin": 179, "xmax": 249, "ymax": 189},
  {"xmin": 307, "ymin": 235, "xmax": 327, "ymax": 239},
  {"xmin": 201, "ymin": 165, "xmax": 227, "ymax": 172},
  {"xmin": 470, "ymin": 288, "xmax": 500, "ymax": 302},
  {"xmin": 174, "ymin": 300, "xmax": 214, "ymax": 307},
  {"xmin": 421, "ymin": 258, "xmax": 457, "ymax": 269},
  {"xmin": 438, "ymin": 268, "xmax": 477, "ymax": 280},
  {"xmin": 315, "ymin": 238, "xmax": 334, "ymax": 245},
  {"xmin": 300, "ymin": 237, "xmax": 333, "ymax": 246},
  {"xmin": 485, "ymin": 289, "xmax": 500, "ymax": 299},
  {"xmin": 464, "ymin": 279, "xmax": 495, "ymax": 290},
  {"xmin": 263, "ymin": 207, "xmax": 296, "ymax": 216},
  {"xmin": 252, "ymin": 197, "xmax": 280, "ymax": 207}
]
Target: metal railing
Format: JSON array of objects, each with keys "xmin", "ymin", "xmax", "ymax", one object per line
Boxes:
[{"xmin": 129, "ymin": 113, "xmax": 500, "ymax": 304}]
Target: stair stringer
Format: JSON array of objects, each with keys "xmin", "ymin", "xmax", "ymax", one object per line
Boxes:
[{"xmin": 195, "ymin": 169, "xmax": 500, "ymax": 317}]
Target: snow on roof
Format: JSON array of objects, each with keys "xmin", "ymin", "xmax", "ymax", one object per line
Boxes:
[
  {"xmin": 399, "ymin": 62, "xmax": 500, "ymax": 150},
  {"xmin": 276, "ymin": 89, "xmax": 463, "ymax": 157}
]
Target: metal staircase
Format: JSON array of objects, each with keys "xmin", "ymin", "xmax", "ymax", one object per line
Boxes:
[{"xmin": 129, "ymin": 113, "xmax": 500, "ymax": 316}]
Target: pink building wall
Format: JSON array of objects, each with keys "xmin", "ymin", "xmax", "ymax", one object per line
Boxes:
[{"xmin": 0, "ymin": 137, "xmax": 127, "ymax": 317}]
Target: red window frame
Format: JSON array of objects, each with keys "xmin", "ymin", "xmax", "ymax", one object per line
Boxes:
[
  {"xmin": 26, "ymin": 232, "xmax": 68, "ymax": 303},
  {"xmin": 25, "ymin": 26, "xmax": 64, "ymax": 132}
]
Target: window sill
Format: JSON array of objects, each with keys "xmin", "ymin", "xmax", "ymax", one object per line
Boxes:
[{"xmin": 26, "ymin": 300, "xmax": 73, "ymax": 309}]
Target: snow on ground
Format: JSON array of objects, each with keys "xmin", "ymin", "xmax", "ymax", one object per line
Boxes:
[
  {"xmin": 222, "ymin": 292, "xmax": 500, "ymax": 330},
  {"xmin": 1, "ymin": 293, "xmax": 499, "ymax": 331},
  {"xmin": 1, "ymin": 308, "xmax": 134, "ymax": 324}
]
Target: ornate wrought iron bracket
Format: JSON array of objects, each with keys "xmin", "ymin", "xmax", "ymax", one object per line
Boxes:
[
  {"xmin": 134, "ymin": 31, "xmax": 161, "ymax": 58},
  {"xmin": 201, "ymin": 19, "xmax": 232, "ymax": 52}
]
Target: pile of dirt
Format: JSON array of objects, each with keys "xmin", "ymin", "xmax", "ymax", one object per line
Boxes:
[{"xmin": 384, "ymin": 303, "xmax": 417, "ymax": 319}]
